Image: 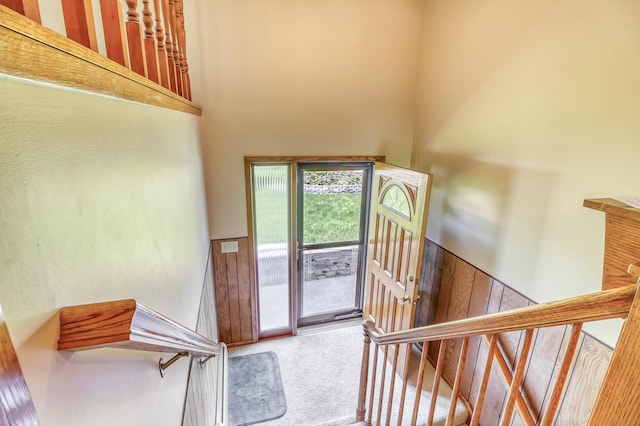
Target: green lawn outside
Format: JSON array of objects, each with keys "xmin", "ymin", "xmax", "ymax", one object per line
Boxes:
[
  {"xmin": 254, "ymin": 190, "xmax": 362, "ymax": 245},
  {"xmin": 253, "ymin": 166, "xmax": 363, "ymax": 245}
]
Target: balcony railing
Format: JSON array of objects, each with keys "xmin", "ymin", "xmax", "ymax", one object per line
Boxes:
[{"xmin": 0, "ymin": 0, "xmax": 200, "ymax": 114}]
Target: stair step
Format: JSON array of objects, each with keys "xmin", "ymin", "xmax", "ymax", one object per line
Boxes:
[{"xmin": 314, "ymin": 345, "xmax": 469, "ymax": 426}]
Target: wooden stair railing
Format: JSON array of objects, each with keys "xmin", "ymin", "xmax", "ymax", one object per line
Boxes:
[
  {"xmin": 356, "ymin": 284, "xmax": 638, "ymax": 426},
  {"xmin": 57, "ymin": 299, "xmax": 224, "ymax": 376},
  {"xmin": 0, "ymin": 1, "xmax": 199, "ymax": 114}
]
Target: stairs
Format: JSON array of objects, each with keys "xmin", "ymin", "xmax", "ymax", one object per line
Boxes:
[{"xmin": 313, "ymin": 344, "xmax": 469, "ymax": 426}]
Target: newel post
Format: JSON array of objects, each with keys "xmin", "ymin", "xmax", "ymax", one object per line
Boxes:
[{"xmin": 356, "ymin": 321, "xmax": 373, "ymax": 423}]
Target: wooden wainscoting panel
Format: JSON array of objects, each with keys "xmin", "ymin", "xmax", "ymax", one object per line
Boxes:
[
  {"xmin": 213, "ymin": 237, "xmax": 255, "ymax": 346},
  {"xmin": 468, "ymin": 279, "xmax": 504, "ymax": 407},
  {"xmin": 443, "ymin": 258, "xmax": 475, "ymax": 381},
  {"xmin": 419, "ymin": 239, "xmax": 616, "ymax": 424},
  {"xmin": 515, "ymin": 324, "xmax": 568, "ymax": 424},
  {"xmin": 459, "ymin": 271, "xmax": 493, "ymax": 400},
  {"xmin": 555, "ymin": 334, "xmax": 612, "ymax": 425},
  {"xmin": 183, "ymin": 243, "xmax": 226, "ymax": 426},
  {"xmin": 213, "ymin": 245, "xmax": 231, "ymax": 343},
  {"xmin": 429, "ymin": 250, "xmax": 456, "ymax": 361}
]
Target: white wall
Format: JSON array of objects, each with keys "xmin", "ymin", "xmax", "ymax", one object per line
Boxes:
[
  {"xmin": 194, "ymin": 0, "xmax": 425, "ymax": 239},
  {"xmin": 412, "ymin": 0, "xmax": 640, "ymax": 346},
  {"xmin": 0, "ymin": 76, "xmax": 210, "ymax": 425}
]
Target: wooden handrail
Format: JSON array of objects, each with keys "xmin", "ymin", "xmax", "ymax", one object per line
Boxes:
[
  {"xmin": 58, "ymin": 299, "xmax": 222, "ymax": 357},
  {"xmin": 364, "ymin": 284, "xmax": 636, "ymax": 346},
  {"xmin": 357, "ymin": 285, "xmax": 638, "ymax": 425}
]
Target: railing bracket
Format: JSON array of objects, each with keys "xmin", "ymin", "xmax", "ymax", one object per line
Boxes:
[
  {"xmin": 159, "ymin": 352, "xmax": 189, "ymax": 378},
  {"xmin": 199, "ymin": 354, "xmax": 216, "ymax": 367}
]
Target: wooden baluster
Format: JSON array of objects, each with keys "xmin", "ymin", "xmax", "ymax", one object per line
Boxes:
[
  {"xmin": 376, "ymin": 343, "xmax": 389, "ymax": 426},
  {"xmin": 446, "ymin": 337, "xmax": 469, "ymax": 426},
  {"xmin": 142, "ymin": 0, "xmax": 159, "ymax": 83},
  {"xmin": 0, "ymin": 0, "xmax": 41, "ymax": 23},
  {"xmin": 384, "ymin": 343, "xmax": 400, "ymax": 425},
  {"xmin": 470, "ymin": 334, "xmax": 498, "ymax": 426},
  {"xmin": 366, "ymin": 344, "xmax": 380, "ymax": 426},
  {"xmin": 411, "ymin": 342, "xmax": 431, "ymax": 425},
  {"xmin": 482, "ymin": 335, "xmax": 536, "ymax": 425},
  {"xmin": 356, "ymin": 324, "xmax": 372, "ymax": 423},
  {"xmin": 61, "ymin": 0, "xmax": 98, "ymax": 51},
  {"xmin": 396, "ymin": 342, "xmax": 413, "ymax": 425},
  {"xmin": 169, "ymin": 0, "xmax": 183, "ymax": 97},
  {"xmin": 100, "ymin": 0, "xmax": 129, "ymax": 67},
  {"xmin": 162, "ymin": 0, "xmax": 177, "ymax": 93},
  {"xmin": 125, "ymin": 0, "xmax": 148, "ymax": 77},
  {"xmin": 541, "ymin": 323, "xmax": 583, "ymax": 426},
  {"xmin": 176, "ymin": 0, "xmax": 190, "ymax": 100},
  {"xmin": 427, "ymin": 340, "xmax": 447, "ymax": 426},
  {"xmin": 501, "ymin": 329, "xmax": 534, "ymax": 426},
  {"xmin": 153, "ymin": 0, "xmax": 169, "ymax": 89}
]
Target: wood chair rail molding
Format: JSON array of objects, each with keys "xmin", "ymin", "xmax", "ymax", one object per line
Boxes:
[
  {"xmin": 58, "ymin": 299, "xmax": 222, "ymax": 357},
  {"xmin": 0, "ymin": 5, "xmax": 202, "ymax": 115},
  {"xmin": 364, "ymin": 284, "xmax": 635, "ymax": 346},
  {"xmin": 584, "ymin": 197, "xmax": 640, "ymax": 290}
]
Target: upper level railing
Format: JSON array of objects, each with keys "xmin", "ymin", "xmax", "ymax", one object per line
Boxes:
[
  {"xmin": 0, "ymin": 1, "xmax": 200, "ymax": 114},
  {"xmin": 356, "ymin": 284, "xmax": 639, "ymax": 425}
]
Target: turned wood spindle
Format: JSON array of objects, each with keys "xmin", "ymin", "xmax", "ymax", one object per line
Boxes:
[
  {"xmin": 142, "ymin": 0, "xmax": 159, "ymax": 83},
  {"xmin": 153, "ymin": 0, "xmax": 170, "ymax": 89},
  {"xmin": 168, "ymin": 0, "xmax": 183, "ymax": 97},
  {"xmin": 162, "ymin": 0, "xmax": 178, "ymax": 93},
  {"xmin": 125, "ymin": 0, "xmax": 148, "ymax": 77},
  {"xmin": 176, "ymin": 0, "xmax": 190, "ymax": 100}
]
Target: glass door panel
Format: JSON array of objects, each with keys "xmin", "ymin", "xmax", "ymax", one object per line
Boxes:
[
  {"xmin": 301, "ymin": 245, "xmax": 360, "ymax": 317},
  {"xmin": 253, "ymin": 164, "xmax": 291, "ymax": 334},
  {"xmin": 297, "ymin": 164, "xmax": 372, "ymax": 326}
]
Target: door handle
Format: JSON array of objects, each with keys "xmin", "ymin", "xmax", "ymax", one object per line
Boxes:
[
  {"xmin": 407, "ymin": 274, "xmax": 414, "ymax": 282},
  {"xmin": 400, "ymin": 295, "xmax": 412, "ymax": 304}
]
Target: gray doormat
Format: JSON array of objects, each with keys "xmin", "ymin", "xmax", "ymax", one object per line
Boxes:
[{"xmin": 228, "ymin": 351, "xmax": 287, "ymax": 426}]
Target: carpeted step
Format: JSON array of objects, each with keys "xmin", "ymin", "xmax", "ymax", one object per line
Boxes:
[{"xmin": 313, "ymin": 344, "xmax": 469, "ymax": 426}]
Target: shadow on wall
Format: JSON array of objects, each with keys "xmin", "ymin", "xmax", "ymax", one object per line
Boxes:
[{"xmin": 419, "ymin": 151, "xmax": 556, "ymax": 281}]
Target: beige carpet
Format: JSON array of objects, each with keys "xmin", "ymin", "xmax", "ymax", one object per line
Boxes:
[{"xmin": 228, "ymin": 321, "xmax": 468, "ymax": 426}]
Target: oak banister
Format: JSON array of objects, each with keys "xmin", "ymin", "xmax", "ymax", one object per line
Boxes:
[
  {"xmin": 58, "ymin": 299, "xmax": 224, "ymax": 376},
  {"xmin": 366, "ymin": 284, "xmax": 636, "ymax": 346}
]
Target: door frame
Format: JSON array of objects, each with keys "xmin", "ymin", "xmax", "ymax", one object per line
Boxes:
[{"xmin": 245, "ymin": 156, "xmax": 385, "ymax": 340}]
